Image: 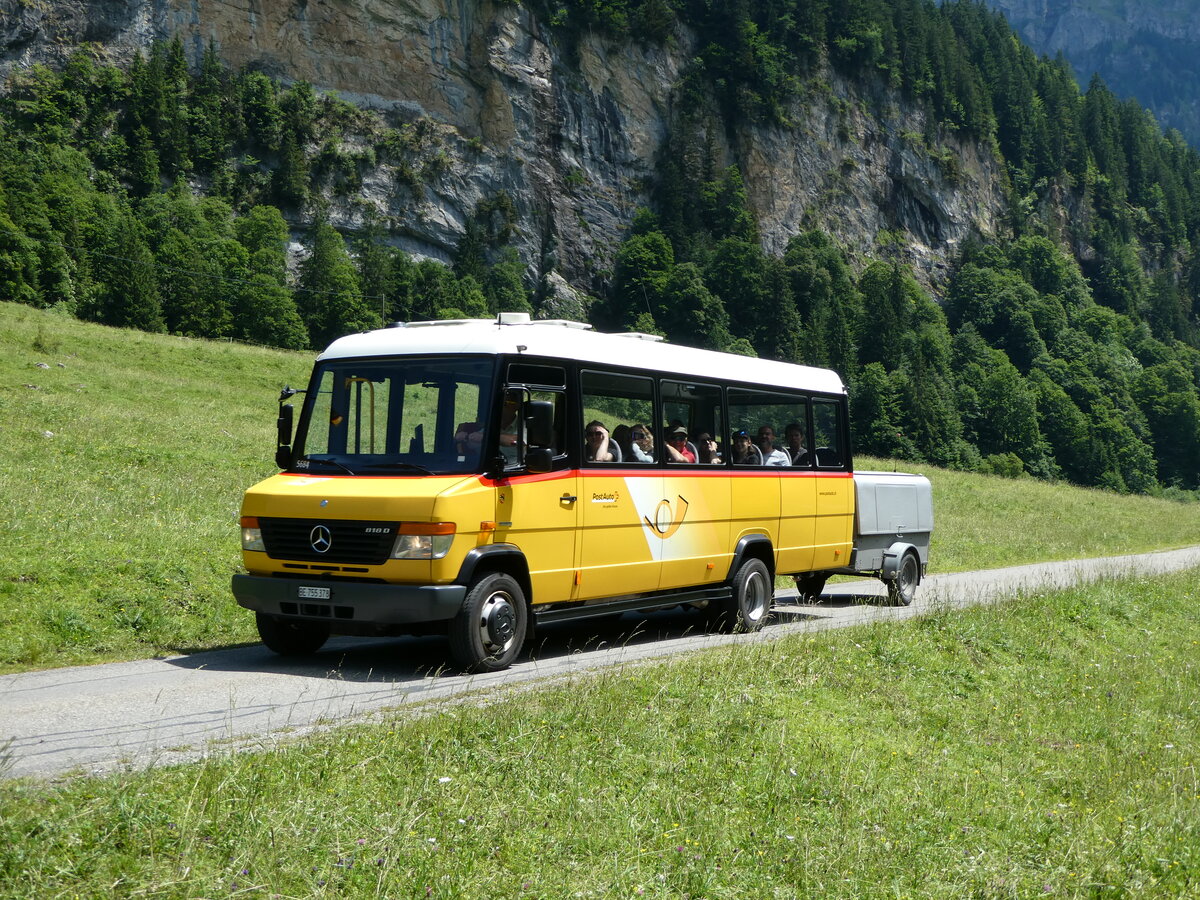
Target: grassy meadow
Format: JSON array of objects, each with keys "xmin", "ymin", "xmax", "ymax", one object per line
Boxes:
[
  {"xmin": 3, "ymin": 300, "xmax": 1200, "ymax": 672},
  {"xmin": 2, "ymin": 571, "xmax": 1198, "ymax": 897},
  {"xmin": 0, "ymin": 302, "xmax": 310, "ymax": 671}
]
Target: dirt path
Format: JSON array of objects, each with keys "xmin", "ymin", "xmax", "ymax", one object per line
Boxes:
[{"xmin": 4, "ymin": 547, "xmax": 1198, "ymax": 781}]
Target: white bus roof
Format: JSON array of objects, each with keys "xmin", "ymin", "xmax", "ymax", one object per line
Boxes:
[{"xmin": 318, "ymin": 315, "xmax": 846, "ymax": 395}]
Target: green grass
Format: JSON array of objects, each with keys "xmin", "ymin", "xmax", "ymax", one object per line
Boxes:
[
  {"xmin": 3, "ymin": 300, "xmax": 1200, "ymax": 672},
  {"xmin": 0, "ymin": 302, "xmax": 310, "ymax": 672},
  {"xmin": 2, "ymin": 571, "xmax": 1198, "ymax": 897}
]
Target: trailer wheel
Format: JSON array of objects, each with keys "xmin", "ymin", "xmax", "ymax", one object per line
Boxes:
[
  {"xmin": 256, "ymin": 613, "xmax": 330, "ymax": 656},
  {"xmin": 794, "ymin": 572, "xmax": 828, "ymax": 604},
  {"xmin": 709, "ymin": 558, "xmax": 773, "ymax": 633},
  {"xmin": 448, "ymin": 572, "xmax": 528, "ymax": 673},
  {"xmin": 886, "ymin": 552, "xmax": 920, "ymax": 606}
]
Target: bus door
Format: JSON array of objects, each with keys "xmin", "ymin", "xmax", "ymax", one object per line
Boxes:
[
  {"xmin": 492, "ymin": 369, "xmax": 580, "ymax": 607},
  {"xmin": 577, "ymin": 371, "xmax": 662, "ymax": 601}
]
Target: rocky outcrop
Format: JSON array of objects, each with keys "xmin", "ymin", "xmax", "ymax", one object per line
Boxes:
[{"xmin": 0, "ymin": 0, "xmax": 1009, "ymax": 298}]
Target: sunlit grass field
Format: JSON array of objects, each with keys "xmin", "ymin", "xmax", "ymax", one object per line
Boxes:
[
  {"xmin": 3, "ymin": 300, "xmax": 1200, "ymax": 672},
  {"xmin": 2, "ymin": 571, "xmax": 1197, "ymax": 897}
]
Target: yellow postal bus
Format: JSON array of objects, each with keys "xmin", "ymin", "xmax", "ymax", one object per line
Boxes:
[{"xmin": 234, "ymin": 313, "xmax": 869, "ymax": 671}]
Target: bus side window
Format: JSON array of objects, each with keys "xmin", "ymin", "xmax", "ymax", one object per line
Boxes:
[
  {"xmin": 661, "ymin": 380, "xmax": 723, "ymax": 464},
  {"xmin": 811, "ymin": 398, "xmax": 846, "ymax": 469},
  {"xmin": 729, "ymin": 388, "xmax": 805, "ymax": 467},
  {"xmin": 581, "ymin": 370, "xmax": 654, "ymax": 465}
]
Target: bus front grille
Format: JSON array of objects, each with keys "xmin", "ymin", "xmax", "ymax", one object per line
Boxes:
[{"xmin": 258, "ymin": 518, "xmax": 397, "ymax": 565}]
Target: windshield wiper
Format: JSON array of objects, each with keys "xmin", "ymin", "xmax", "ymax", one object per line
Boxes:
[
  {"xmin": 300, "ymin": 457, "xmax": 357, "ymax": 475},
  {"xmin": 360, "ymin": 461, "xmax": 434, "ymax": 476}
]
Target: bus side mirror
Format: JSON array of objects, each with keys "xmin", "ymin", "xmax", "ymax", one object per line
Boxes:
[
  {"xmin": 276, "ymin": 404, "xmax": 294, "ymax": 469},
  {"xmin": 525, "ymin": 447, "xmax": 553, "ymax": 474},
  {"xmin": 526, "ymin": 400, "xmax": 553, "ymax": 448}
]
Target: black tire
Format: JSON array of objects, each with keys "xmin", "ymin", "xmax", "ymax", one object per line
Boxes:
[
  {"xmin": 793, "ymin": 572, "xmax": 828, "ymax": 604},
  {"xmin": 708, "ymin": 557, "xmax": 773, "ymax": 633},
  {"xmin": 256, "ymin": 613, "xmax": 330, "ymax": 656},
  {"xmin": 886, "ymin": 552, "xmax": 920, "ymax": 606},
  {"xmin": 448, "ymin": 572, "xmax": 528, "ymax": 673}
]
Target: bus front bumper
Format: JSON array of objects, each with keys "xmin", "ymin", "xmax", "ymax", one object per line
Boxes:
[{"xmin": 232, "ymin": 574, "xmax": 466, "ymax": 626}]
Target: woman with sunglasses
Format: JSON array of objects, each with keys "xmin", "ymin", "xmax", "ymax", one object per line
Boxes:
[
  {"xmin": 628, "ymin": 424, "xmax": 655, "ymax": 462},
  {"xmin": 696, "ymin": 432, "xmax": 722, "ymax": 464},
  {"xmin": 584, "ymin": 420, "xmax": 615, "ymax": 462}
]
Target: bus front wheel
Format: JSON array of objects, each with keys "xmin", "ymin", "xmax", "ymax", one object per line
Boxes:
[
  {"xmin": 449, "ymin": 572, "xmax": 528, "ymax": 673},
  {"xmin": 256, "ymin": 613, "xmax": 330, "ymax": 657},
  {"xmin": 710, "ymin": 557, "xmax": 773, "ymax": 633}
]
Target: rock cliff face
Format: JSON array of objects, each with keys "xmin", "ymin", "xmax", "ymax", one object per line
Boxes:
[{"xmin": 0, "ymin": 0, "xmax": 1008, "ymax": 301}]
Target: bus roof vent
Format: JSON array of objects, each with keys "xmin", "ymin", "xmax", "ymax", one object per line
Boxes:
[
  {"xmin": 496, "ymin": 312, "xmax": 532, "ymax": 325},
  {"xmin": 615, "ymin": 331, "xmax": 665, "ymax": 342},
  {"xmin": 532, "ymin": 318, "xmax": 593, "ymax": 330},
  {"xmin": 397, "ymin": 319, "xmax": 476, "ymax": 329}
]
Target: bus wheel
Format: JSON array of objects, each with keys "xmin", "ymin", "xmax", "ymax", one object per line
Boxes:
[
  {"xmin": 449, "ymin": 572, "xmax": 528, "ymax": 673},
  {"xmin": 794, "ymin": 572, "xmax": 828, "ymax": 604},
  {"xmin": 710, "ymin": 558, "xmax": 773, "ymax": 633},
  {"xmin": 886, "ymin": 552, "xmax": 920, "ymax": 606},
  {"xmin": 256, "ymin": 613, "xmax": 330, "ymax": 656}
]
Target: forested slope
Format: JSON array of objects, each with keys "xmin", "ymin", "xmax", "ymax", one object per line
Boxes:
[{"xmin": 1, "ymin": 0, "xmax": 1198, "ymax": 494}]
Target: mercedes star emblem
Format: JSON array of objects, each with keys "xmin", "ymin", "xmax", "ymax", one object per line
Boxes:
[{"xmin": 310, "ymin": 524, "xmax": 332, "ymax": 554}]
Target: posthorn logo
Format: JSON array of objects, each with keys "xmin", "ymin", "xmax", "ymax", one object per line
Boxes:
[{"xmin": 310, "ymin": 525, "xmax": 333, "ymax": 554}]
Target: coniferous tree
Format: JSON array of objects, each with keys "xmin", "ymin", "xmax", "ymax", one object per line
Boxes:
[
  {"xmin": 92, "ymin": 210, "xmax": 164, "ymax": 331},
  {"xmin": 190, "ymin": 42, "xmax": 229, "ymax": 176},
  {"xmin": 297, "ymin": 219, "xmax": 379, "ymax": 347}
]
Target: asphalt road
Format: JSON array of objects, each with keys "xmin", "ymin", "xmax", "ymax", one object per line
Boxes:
[{"xmin": 4, "ymin": 546, "xmax": 1199, "ymax": 781}]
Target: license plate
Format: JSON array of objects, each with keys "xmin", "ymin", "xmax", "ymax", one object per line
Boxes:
[{"xmin": 297, "ymin": 586, "xmax": 331, "ymax": 600}]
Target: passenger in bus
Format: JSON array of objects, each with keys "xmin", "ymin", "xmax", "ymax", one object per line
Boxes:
[
  {"xmin": 585, "ymin": 420, "xmax": 616, "ymax": 462},
  {"xmin": 757, "ymin": 426, "xmax": 791, "ymax": 466},
  {"xmin": 665, "ymin": 426, "xmax": 696, "ymax": 462},
  {"xmin": 730, "ymin": 429, "xmax": 761, "ymax": 464},
  {"xmin": 455, "ymin": 421, "xmax": 483, "ymax": 459},
  {"xmin": 611, "ymin": 424, "xmax": 634, "ymax": 461},
  {"xmin": 629, "ymin": 424, "xmax": 655, "ymax": 462},
  {"xmin": 784, "ymin": 422, "xmax": 810, "ymax": 465},
  {"xmin": 696, "ymin": 432, "xmax": 722, "ymax": 464},
  {"xmin": 499, "ymin": 398, "xmax": 521, "ymax": 465}
]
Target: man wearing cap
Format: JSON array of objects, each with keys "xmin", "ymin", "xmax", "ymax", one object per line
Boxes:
[{"xmin": 665, "ymin": 426, "xmax": 696, "ymax": 462}]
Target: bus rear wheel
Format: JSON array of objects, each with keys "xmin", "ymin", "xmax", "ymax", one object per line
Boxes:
[
  {"xmin": 709, "ymin": 557, "xmax": 773, "ymax": 633},
  {"xmin": 256, "ymin": 613, "xmax": 330, "ymax": 657},
  {"xmin": 449, "ymin": 572, "xmax": 528, "ymax": 673}
]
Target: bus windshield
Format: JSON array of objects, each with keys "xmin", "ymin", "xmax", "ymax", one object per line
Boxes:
[{"xmin": 294, "ymin": 357, "xmax": 494, "ymax": 475}]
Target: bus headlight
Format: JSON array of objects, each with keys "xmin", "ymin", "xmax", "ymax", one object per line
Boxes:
[
  {"xmin": 240, "ymin": 516, "xmax": 266, "ymax": 552},
  {"xmin": 391, "ymin": 523, "xmax": 455, "ymax": 560}
]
